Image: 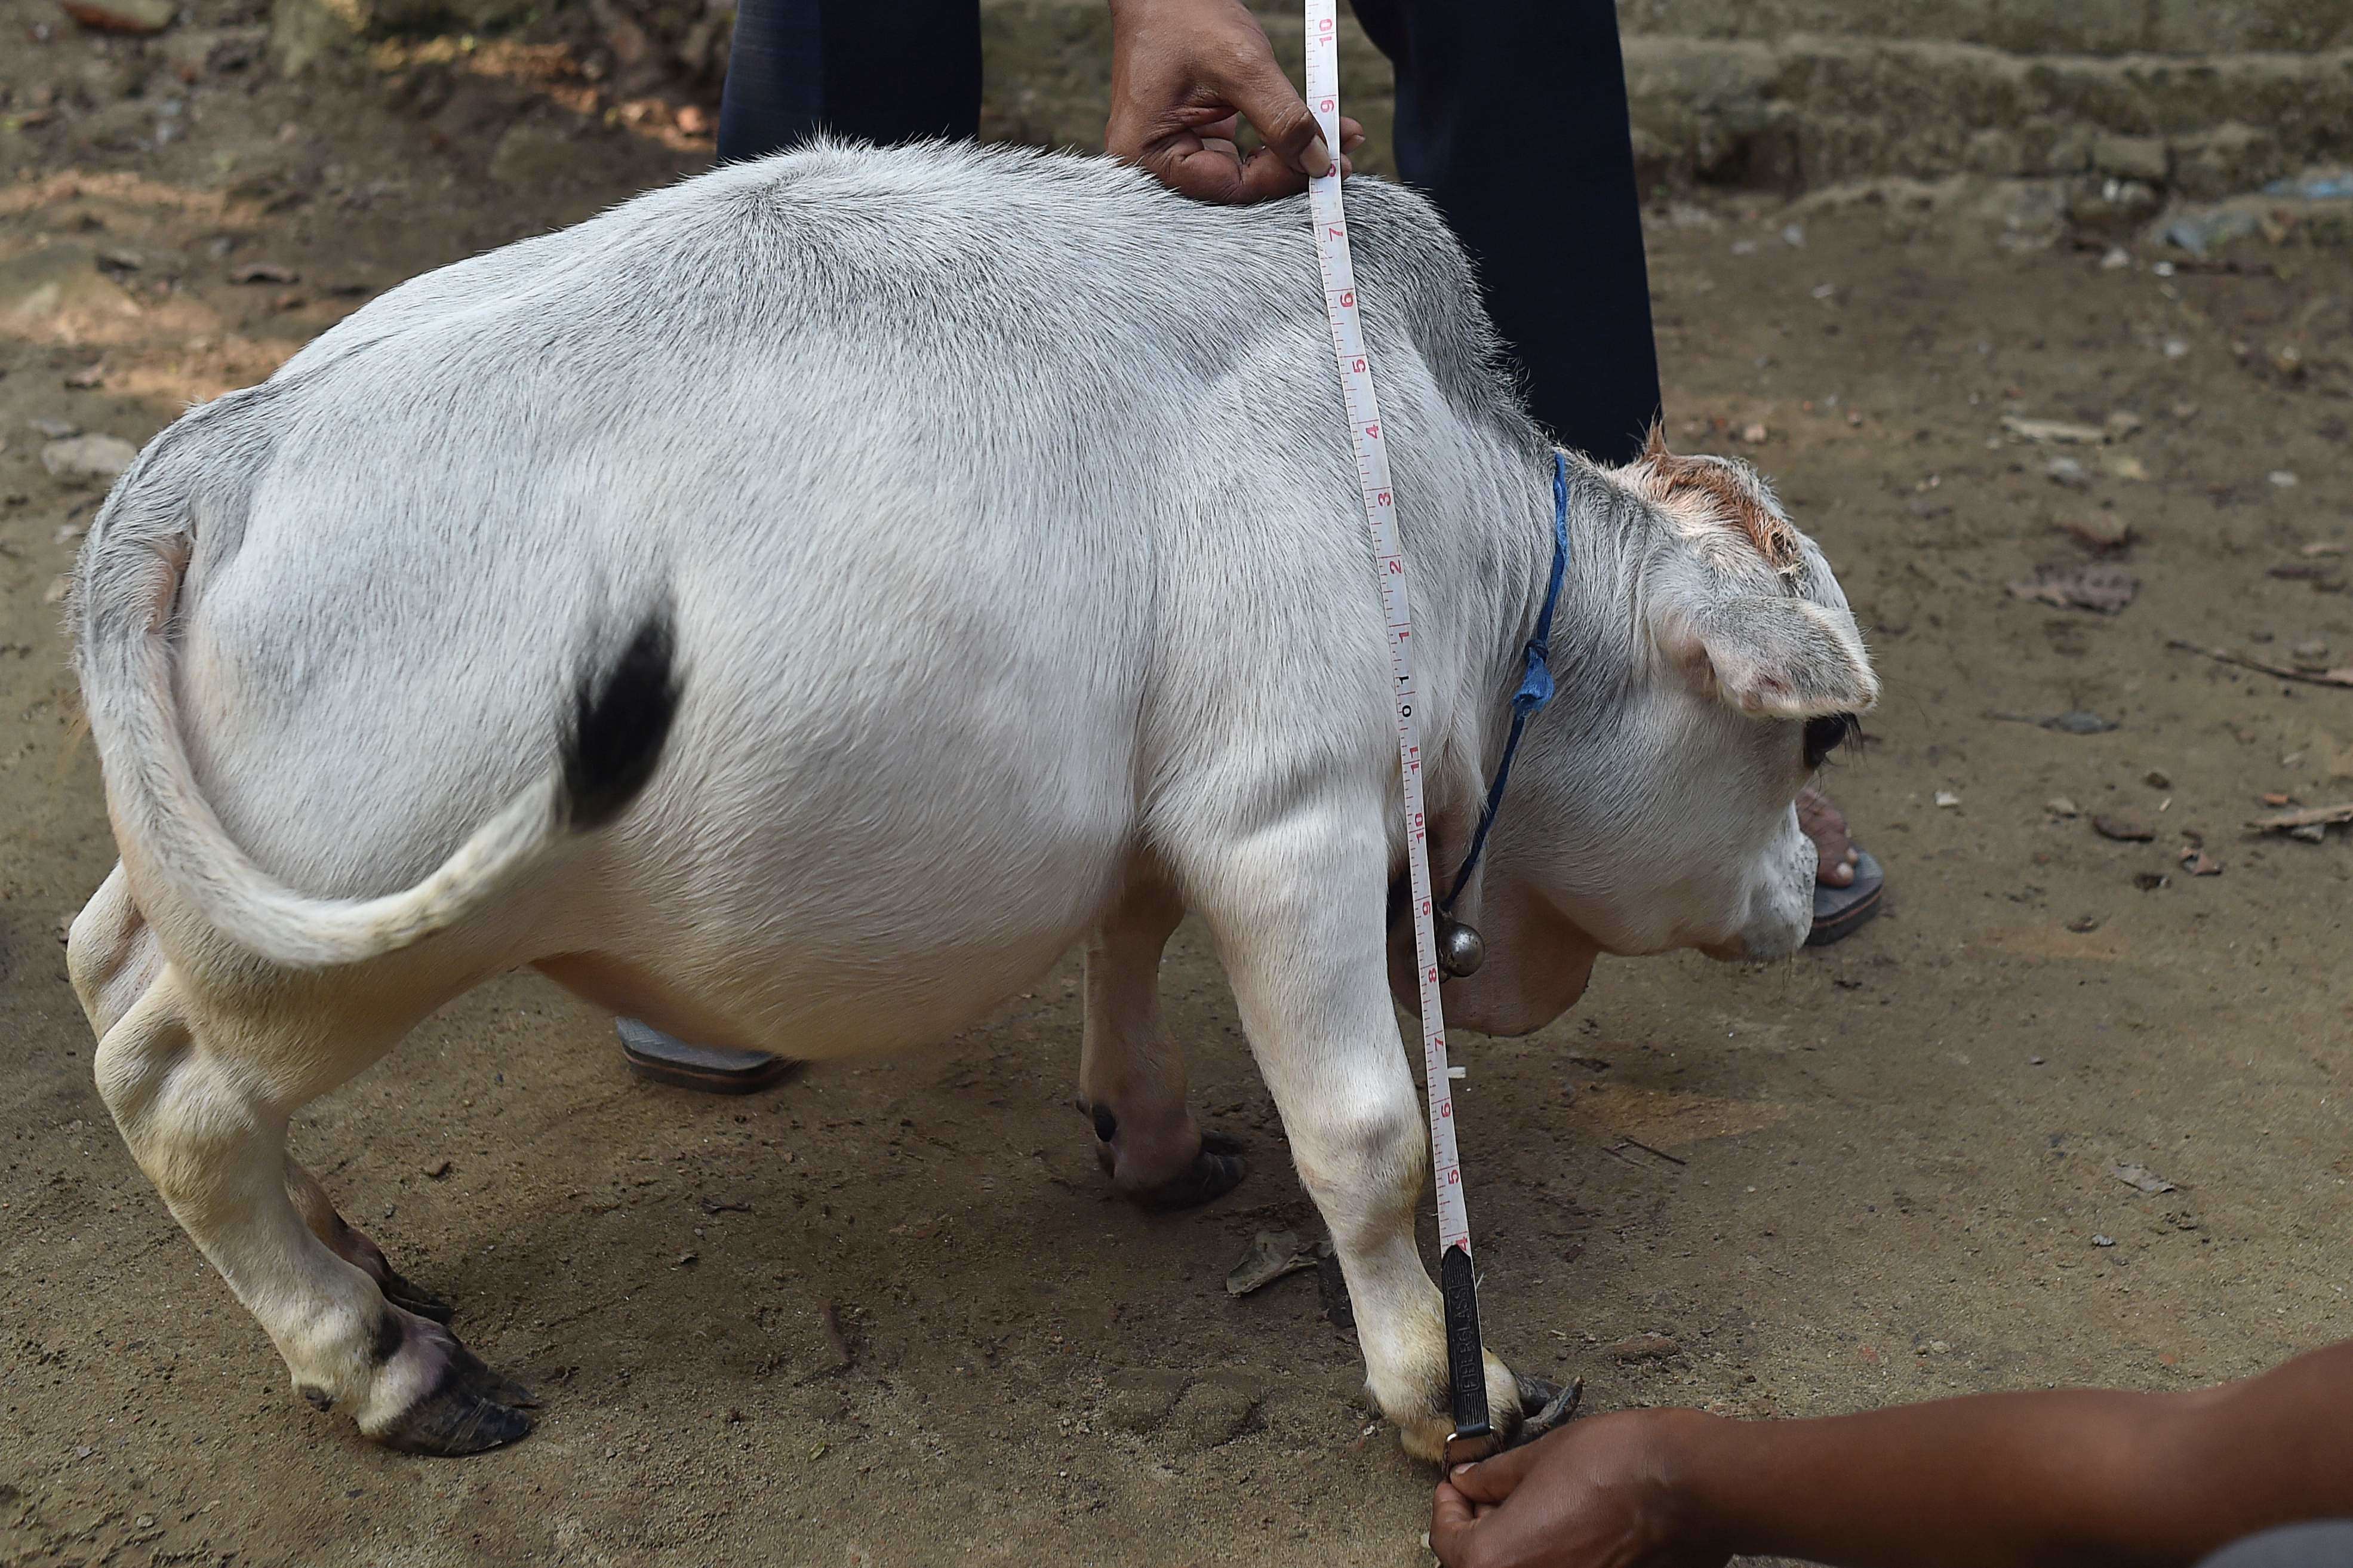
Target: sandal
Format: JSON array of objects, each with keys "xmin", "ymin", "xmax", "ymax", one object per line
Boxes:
[
  {"xmin": 1805, "ymin": 847, "xmax": 1885, "ymax": 947},
  {"xmin": 616, "ymin": 1017, "xmax": 807, "ymax": 1094}
]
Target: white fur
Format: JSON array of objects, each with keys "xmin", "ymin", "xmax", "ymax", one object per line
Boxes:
[{"xmin": 69, "ymin": 141, "xmax": 1875, "ymax": 1456}]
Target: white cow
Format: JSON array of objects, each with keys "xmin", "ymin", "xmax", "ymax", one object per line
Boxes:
[{"xmin": 68, "ymin": 140, "xmax": 1875, "ymax": 1459}]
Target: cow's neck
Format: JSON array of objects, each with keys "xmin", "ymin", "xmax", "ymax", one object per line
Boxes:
[{"xmin": 1417, "ymin": 444, "xmax": 1641, "ymax": 859}]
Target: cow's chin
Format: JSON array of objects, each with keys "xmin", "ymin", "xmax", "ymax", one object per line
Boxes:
[{"xmin": 1389, "ymin": 883, "xmax": 1600, "ymax": 1038}]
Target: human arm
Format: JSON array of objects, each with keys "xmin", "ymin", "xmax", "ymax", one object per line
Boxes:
[{"xmin": 1430, "ymin": 1340, "xmax": 2353, "ymax": 1568}]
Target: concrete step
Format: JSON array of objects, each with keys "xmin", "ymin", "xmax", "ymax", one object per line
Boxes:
[{"xmin": 980, "ymin": 2, "xmax": 2353, "ymax": 199}]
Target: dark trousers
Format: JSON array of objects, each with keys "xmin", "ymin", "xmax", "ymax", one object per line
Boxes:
[{"xmin": 715, "ymin": 0, "xmax": 1661, "ymax": 465}]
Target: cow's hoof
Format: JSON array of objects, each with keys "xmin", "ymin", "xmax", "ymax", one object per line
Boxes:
[
  {"xmin": 1125, "ymin": 1130, "xmax": 1248, "ymax": 1212},
  {"xmin": 1509, "ymin": 1373, "xmax": 1583, "ymax": 1446},
  {"xmin": 375, "ymin": 1325, "xmax": 538, "ymax": 1456}
]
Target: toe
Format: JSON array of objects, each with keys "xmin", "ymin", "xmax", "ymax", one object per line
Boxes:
[
  {"xmin": 1509, "ymin": 1375, "xmax": 1585, "ymax": 1444},
  {"xmin": 382, "ymin": 1271, "xmax": 456, "ymax": 1324}
]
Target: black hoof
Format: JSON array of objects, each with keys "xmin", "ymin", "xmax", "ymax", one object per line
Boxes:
[
  {"xmin": 1127, "ymin": 1130, "xmax": 1248, "ymax": 1212},
  {"xmin": 382, "ymin": 1269, "xmax": 456, "ymax": 1324},
  {"xmin": 378, "ymin": 1336, "xmax": 537, "ymax": 1456},
  {"xmin": 1508, "ymin": 1373, "xmax": 1584, "ymax": 1446}
]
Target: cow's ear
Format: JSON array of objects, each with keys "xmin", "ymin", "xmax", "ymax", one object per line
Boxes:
[{"xmin": 1657, "ymin": 593, "xmax": 1878, "ymax": 720}]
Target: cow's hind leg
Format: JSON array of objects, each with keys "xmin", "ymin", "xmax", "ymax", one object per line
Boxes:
[
  {"xmin": 72, "ymin": 899, "xmax": 531, "ymax": 1455},
  {"xmin": 284, "ymin": 1158, "xmax": 453, "ymax": 1323},
  {"xmin": 1077, "ymin": 873, "xmax": 1247, "ymax": 1209}
]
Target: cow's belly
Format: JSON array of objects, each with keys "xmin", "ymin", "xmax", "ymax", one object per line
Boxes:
[{"xmin": 535, "ymin": 914, "xmax": 1090, "ymax": 1063}]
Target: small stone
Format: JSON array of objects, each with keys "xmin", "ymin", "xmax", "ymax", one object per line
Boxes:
[
  {"xmin": 2132, "ymin": 872, "xmax": 2169, "ymax": 891},
  {"xmin": 423, "ymin": 1158, "xmax": 451, "ymax": 1179},
  {"xmin": 1934, "ymin": 791, "xmax": 1960, "ymax": 808},
  {"xmin": 1780, "ymin": 223, "xmax": 1804, "ymax": 248},
  {"xmin": 2060, "ymin": 513, "xmax": 2132, "ymax": 552},
  {"xmin": 1608, "ymin": 1334, "xmax": 1680, "ymax": 1362},
  {"xmin": 2029, "ymin": 1054, "xmax": 2047, "ymax": 1065},
  {"xmin": 2047, "ymin": 797, "xmax": 2080, "ymax": 817},
  {"xmin": 39, "ymin": 433, "xmax": 137, "ymax": 483},
  {"xmin": 42, "ymin": 576, "xmax": 70, "ymax": 605},
  {"xmin": 2269, "ymin": 471, "xmax": 2299, "ymax": 488},
  {"xmin": 2289, "ymin": 823, "xmax": 2328, "ymax": 844},
  {"xmin": 2102, "ymin": 410, "xmax": 2144, "ymax": 441},
  {"xmin": 2261, "ymin": 792, "xmax": 2292, "ymax": 807},
  {"xmin": 30, "ymin": 417, "xmax": 79, "ymax": 439},
  {"xmin": 2293, "ymin": 640, "xmax": 2329, "ymax": 660},
  {"xmin": 2065, "ymin": 916, "xmax": 2100, "ymax": 934},
  {"xmin": 61, "ymin": 0, "xmax": 176, "ymax": 32},
  {"xmin": 63, "ymin": 363, "xmax": 104, "ymax": 389},
  {"xmin": 2043, "ymin": 711, "xmax": 2117, "ymax": 735},
  {"xmin": 2046, "ymin": 456, "xmax": 2090, "ymax": 488},
  {"xmin": 2143, "ymin": 770, "xmax": 2171, "ymax": 789},
  {"xmin": 2093, "ymin": 813, "xmax": 2155, "ymax": 842},
  {"xmin": 2179, "ymin": 847, "xmax": 2222, "ymax": 877},
  {"xmin": 1739, "ymin": 422, "xmax": 1767, "ymax": 445},
  {"xmin": 229, "ymin": 261, "xmax": 297, "ymax": 285},
  {"xmin": 2111, "ymin": 1163, "xmax": 2176, "ymax": 1195},
  {"xmin": 2092, "ymin": 1234, "xmax": 2116, "ymax": 1248}
]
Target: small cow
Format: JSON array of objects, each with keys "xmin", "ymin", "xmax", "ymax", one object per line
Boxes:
[{"xmin": 69, "ymin": 141, "xmax": 1875, "ymax": 1459}]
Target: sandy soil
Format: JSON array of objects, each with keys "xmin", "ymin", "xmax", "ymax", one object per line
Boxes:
[{"xmin": 5, "ymin": 5, "xmax": 2353, "ymax": 1565}]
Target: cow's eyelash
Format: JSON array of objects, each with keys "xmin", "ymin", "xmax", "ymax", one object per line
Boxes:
[{"xmin": 1803, "ymin": 712, "xmax": 1859, "ymax": 770}]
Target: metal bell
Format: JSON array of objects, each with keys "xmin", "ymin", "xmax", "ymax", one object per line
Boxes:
[{"xmin": 1435, "ymin": 915, "xmax": 1485, "ymax": 979}]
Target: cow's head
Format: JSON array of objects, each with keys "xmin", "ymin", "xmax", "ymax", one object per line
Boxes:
[{"xmin": 1420, "ymin": 432, "xmax": 1878, "ymax": 1036}]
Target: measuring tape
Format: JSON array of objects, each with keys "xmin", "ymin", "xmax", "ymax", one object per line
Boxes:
[{"xmin": 1304, "ymin": 0, "xmax": 1492, "ymax": 1457}]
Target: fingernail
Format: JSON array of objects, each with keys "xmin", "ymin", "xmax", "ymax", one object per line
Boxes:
[
  {"xmin": 1304, "ymin": 136, "xmax": 1332, "ymax": 175},
  {"xmin": 1450, "ymin": 1462, "xmax": 1478, "ymax": 1478}
]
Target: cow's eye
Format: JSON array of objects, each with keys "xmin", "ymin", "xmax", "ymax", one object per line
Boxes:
[{"xmin": 1803, "ymin": 712, "xmax": 1856, "ymax": 770}]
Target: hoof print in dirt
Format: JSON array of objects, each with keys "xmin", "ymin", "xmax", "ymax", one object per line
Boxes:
[
  {"xmin": 1128, "ymin": 1130, "xmax": 1248, "ymax": 1212},
  {"xmin": 378, "ymin": 1332, "xmax": 539, "ymax": 1456}
]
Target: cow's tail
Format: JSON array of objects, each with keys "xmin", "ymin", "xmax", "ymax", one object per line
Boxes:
[{"xmin": 72, "ymin": 408, "xmax": 682, "ymax": 971}]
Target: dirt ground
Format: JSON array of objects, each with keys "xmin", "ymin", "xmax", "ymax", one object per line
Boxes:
[{"xmin": 5, "ymin": 4, "xmax": 2353, "ymax": 1565}]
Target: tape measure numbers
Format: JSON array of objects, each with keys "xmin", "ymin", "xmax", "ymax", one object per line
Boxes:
[{"xmin": 1302, "ymin": 0, "xmax": 1492, "ymax": 1455}]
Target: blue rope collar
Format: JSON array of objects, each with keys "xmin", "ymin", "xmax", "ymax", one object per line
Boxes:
[{"xmin": 1440, "ymin": 450, "xmax": 1571, "ymax": 917}]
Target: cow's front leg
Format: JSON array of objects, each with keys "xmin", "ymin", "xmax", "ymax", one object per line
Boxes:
[
  {"xmin": 1077, "ymin": 873, "xmax": 1246, "ymax": 1208},
  {"xmin": 1182, "ymin": 810, "xmax": 1522, "ymax": 1461}
]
